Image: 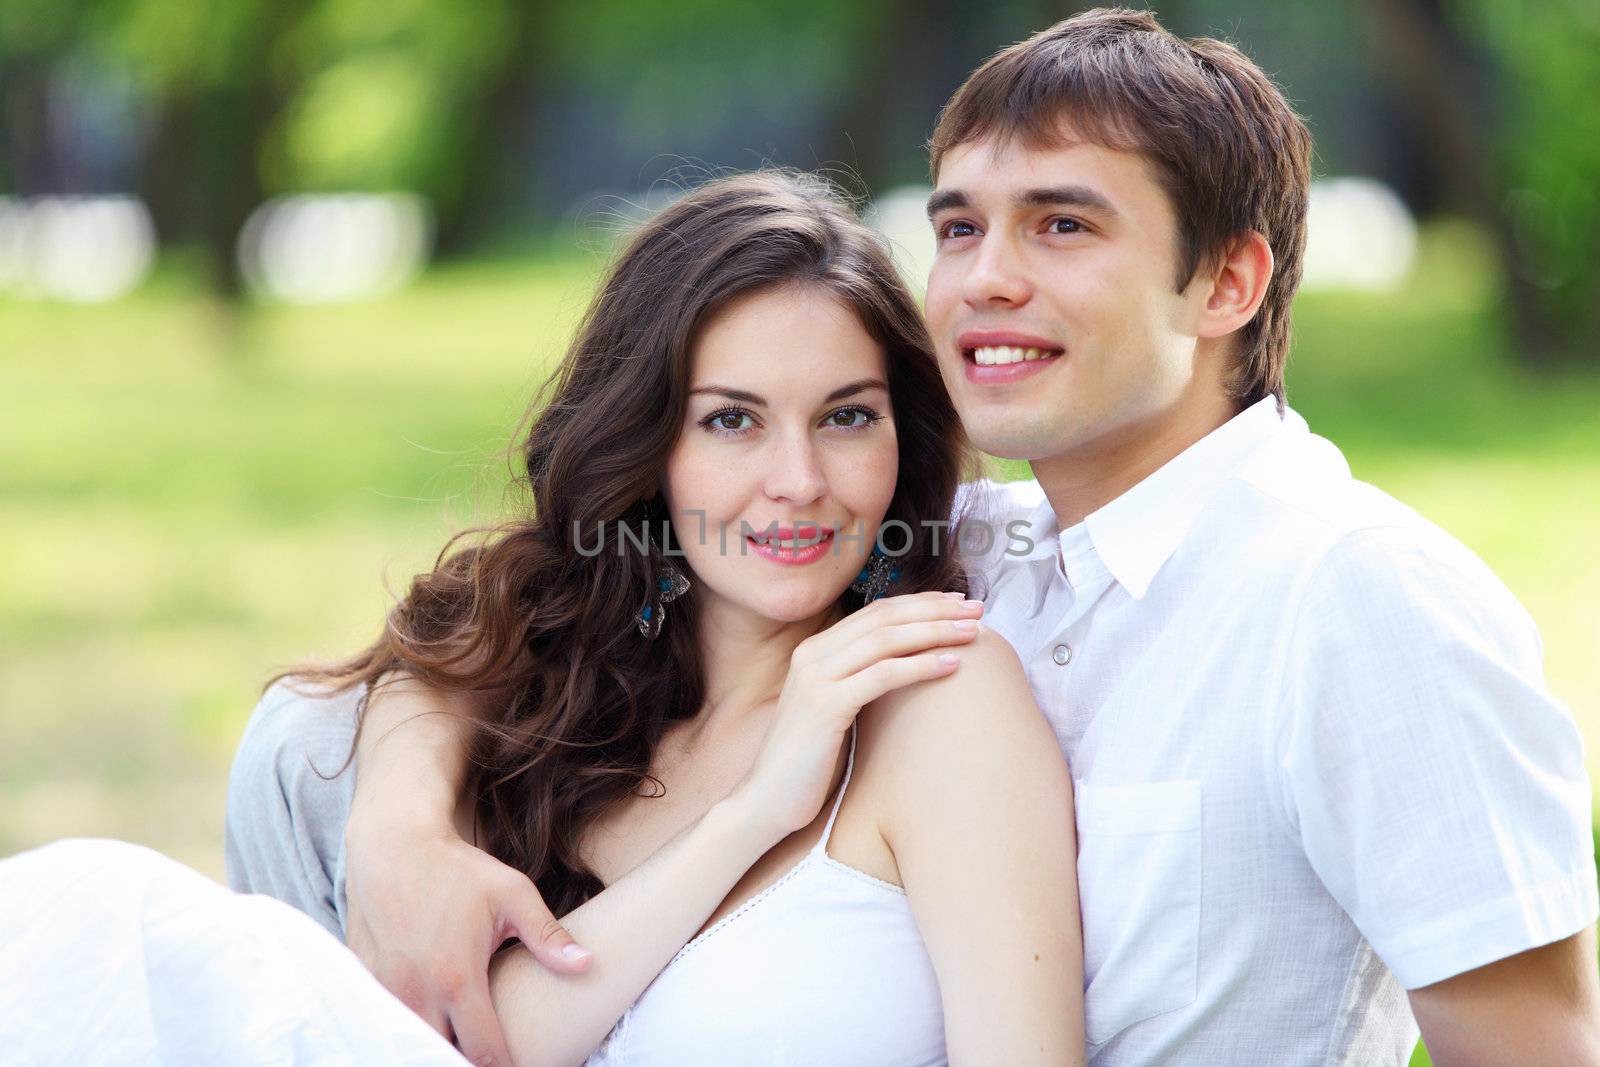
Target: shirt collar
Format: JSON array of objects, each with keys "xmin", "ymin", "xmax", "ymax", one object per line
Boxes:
[{"xmin": 1075, "ymin": 396, "xmax": 1299, "ymax": 599}]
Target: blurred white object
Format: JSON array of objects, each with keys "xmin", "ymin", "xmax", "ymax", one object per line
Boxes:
[
  {"xmin": 0, "ymin": 839, "xmax": 468, "ymax": 1066},
  {"xmin": 1302, "ymin": 177, "xmax": 1418, "ymax": 292},
  {"xmin": 864, "ymin": 184, "xmax": 937, "ymax": 298},
  {"xmin": 238, "ymin": 193, "xmax": 432, "ymax": 304},
  {"xmin": 0, "ymin": 194, "xmax": 156, "ymax": 302},
  {"xmin": 0, "ymin": 197, "xmax": 25, "ymax": 290}
]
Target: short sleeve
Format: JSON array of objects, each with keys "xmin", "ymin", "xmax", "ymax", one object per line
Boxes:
[
  {"xmin": 223, "ymin": 679, "xmax": 363, "ymax": 937},
  {"xmin": 1276, "ymin": 525, "xmax": 1598, "ymax": 989}
]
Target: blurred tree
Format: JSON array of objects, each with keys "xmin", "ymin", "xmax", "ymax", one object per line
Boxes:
[
  {"xmin": 103, "ymin": 0, "xmax": 304, "ymax": 297},
  {"xmin": 820, "ymin": 0, "xmax": 1067, "ymax": 194},
  {"xmin": 1365, "ymin": 0, "xmax": 1600, "ymax": 369},
  {"xmin": 263, "ymin": 0, "xmax": 517, "ymax": 199},
  {"xmin": 0, "ymin": 0, "xmax": 82, "ymax": 195},
  {"xmin": 3, "ymin": 0, "xmax": 528, "ymax": 296}
]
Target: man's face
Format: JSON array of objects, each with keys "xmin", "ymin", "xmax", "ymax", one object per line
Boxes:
[{"xmin": 924, "ymin": 134, "xmax": 1213, "ymax": 463}]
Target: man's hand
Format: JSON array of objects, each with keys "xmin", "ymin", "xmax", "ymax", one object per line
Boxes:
[
  {"xmin": 339, "ymin": 672, "xmax": 593, "ymax": 1066},
  {"xmin": 343, "ymin": 812, "xmax": 593, "ymax": 1067}
]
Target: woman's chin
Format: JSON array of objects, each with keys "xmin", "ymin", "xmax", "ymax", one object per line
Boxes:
[{"xmin": 748, "ymin": 588, "xmax": 852, "ymax": 625}]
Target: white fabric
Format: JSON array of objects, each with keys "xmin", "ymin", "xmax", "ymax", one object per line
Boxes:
[
  {"xmin": 0, "ymin": 838, "xmax": 467, "ymax": 1067},
  {"xmin": 956, "ymin": 396, "xmax": 1598, "ymax": 1065},
  {"xmin": 584, "ymin": 722, "xmax": 946, "ymax": 1066}
]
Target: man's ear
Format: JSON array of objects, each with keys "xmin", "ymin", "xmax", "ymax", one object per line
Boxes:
[{"xmin": 1197, "ymin": 230, "xmax": 1274, "ymax": 340}]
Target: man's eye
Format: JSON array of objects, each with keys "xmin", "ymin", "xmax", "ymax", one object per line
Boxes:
[
  {"xmin": 1047, "ymin": 217, "xmax": 1084, "ymax": 234},
  {"xmin": 938, "ymin": 220, "xmax": 977, "ymax": 239}
]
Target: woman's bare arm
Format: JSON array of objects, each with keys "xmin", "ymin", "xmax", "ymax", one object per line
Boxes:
[
  {"xmin": 866, "ymin": 626, "xmax": 1087, "ymax": 1066},
  {"xmin": 486, "ymin": 795, "xmax": 779, "ymax": 1067},
  {"xmin": 482, "ymin": 590, "xmax": 991, "ymax": 1066},
  {"xmin": 352, "ymin": 592, "xmax": 986, "ymax": 1066}
]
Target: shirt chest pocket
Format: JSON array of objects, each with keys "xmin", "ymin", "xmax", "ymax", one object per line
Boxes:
[{"xmin": 1074, "ymin": 778, "xmax": 1202, "ymax": 1047}]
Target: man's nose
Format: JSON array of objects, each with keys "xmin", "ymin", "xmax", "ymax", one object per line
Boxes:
[{"xmin": 963, "ymin": 231, "xmax": 1032, "ymax": 308}]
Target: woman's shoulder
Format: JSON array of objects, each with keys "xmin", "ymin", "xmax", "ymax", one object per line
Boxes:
[
  {"xmin": 859, "ymin": 624, "xmax": 1034, "ymax": 745},
  {"xmin": 852, "ymin": 625, "xmax": 1061, "ymax": 835}
]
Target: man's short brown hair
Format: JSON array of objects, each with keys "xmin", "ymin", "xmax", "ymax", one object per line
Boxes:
[{"xmin": 929, "ymin": 7, "xmax": 1312, "ymax": 407}]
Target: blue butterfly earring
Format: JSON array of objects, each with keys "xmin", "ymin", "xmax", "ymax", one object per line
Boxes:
[
  {"xmin": 850, "ymin": 545, "xmax": 902, "ymax": 603},
  {"xmin": 636, "ymin": 499, "xmax": 690, "ymax": 638}
]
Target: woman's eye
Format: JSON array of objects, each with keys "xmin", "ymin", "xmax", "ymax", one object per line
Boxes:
[
  {"xmin": 703, "ymin": 408, "xmax": 755, "ymax": 434},
  {"xmin": 826, "ymin": 406, "xmax": 881, "ymax": 430}
]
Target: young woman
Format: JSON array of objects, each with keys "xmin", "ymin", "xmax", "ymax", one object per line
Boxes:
[{"xmin": 4, "ymin": 170, "xmax": 1083, "ymax": 1066}]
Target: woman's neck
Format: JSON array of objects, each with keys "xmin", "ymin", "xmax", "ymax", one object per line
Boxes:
[{"xmin": 691, "ymin": 598, "xmax": 841, "ymax": 733}]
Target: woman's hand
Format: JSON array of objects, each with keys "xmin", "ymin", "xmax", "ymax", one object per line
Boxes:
[{"xmin": 728, "ymin": 590, "xmax": 985, "ymax": 841}]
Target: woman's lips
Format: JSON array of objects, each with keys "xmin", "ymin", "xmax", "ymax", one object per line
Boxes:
[{"xmin": 747, "ymin": 529, "xmax": 836, "ymax": 565}]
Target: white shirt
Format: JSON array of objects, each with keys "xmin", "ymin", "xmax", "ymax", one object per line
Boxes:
[{"xmin": 959, "ymin": 396, "xmax": 1597, "ymax": 1065}]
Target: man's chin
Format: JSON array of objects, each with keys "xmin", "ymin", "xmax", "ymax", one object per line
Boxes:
[{"xmin": 959, "ymin": 410, "xmax": 1074, "ymax": 465}]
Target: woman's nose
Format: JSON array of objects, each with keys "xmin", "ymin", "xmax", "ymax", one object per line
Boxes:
[{"xmin": 763, "ymin": 437, "xmax": 827, "ymax": 505}]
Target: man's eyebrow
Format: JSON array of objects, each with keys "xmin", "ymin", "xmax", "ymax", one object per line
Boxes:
[
  {"xmin": 688, "ymin": 377, "xmax": 888, "ymax": 407},
  {"xmin": 926, "ymin": 189, "xmax": 969, "ymax": 218},
  {"xmin": 1016, "ymin": 184, "xmax": 1118, "ymax": 216},
  {"xmin": 925, "ymin": 184, "xmax": 1118, "ymax": 218}
]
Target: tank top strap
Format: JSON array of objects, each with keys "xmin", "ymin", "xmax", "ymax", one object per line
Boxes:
[{"xmin": 813, "ymin": 721, "xmax": 859, "ymax": 856}]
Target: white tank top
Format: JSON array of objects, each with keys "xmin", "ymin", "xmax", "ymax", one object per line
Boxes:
[{"xmin": 584, "ymin": 723, "xmax": 948, "ymax": 1065}]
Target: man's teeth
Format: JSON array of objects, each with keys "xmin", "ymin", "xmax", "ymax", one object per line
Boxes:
[{"xmin": 971, "ymin": 345, "xmax": 1056, "ymax": 366}]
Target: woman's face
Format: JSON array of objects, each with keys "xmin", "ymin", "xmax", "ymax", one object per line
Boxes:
[{"xmin": 662, "ymin": 283, "xmax": 899, "ymax": 628}]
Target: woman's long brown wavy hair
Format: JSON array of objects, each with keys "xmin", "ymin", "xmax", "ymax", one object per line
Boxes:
[{"xmin": 267, "ymin": 169, "xmax": 975, "ymax": 914}]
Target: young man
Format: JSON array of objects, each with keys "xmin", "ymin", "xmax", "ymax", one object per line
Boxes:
[{"xmin": 227, "ymin": 8, "xmax": 1600, "ymax": 1065}]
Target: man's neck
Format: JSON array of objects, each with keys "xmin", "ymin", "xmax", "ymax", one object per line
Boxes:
[{"xmin": 1031, "ymin": 389, "xmax": 1242, "ymax": 530}]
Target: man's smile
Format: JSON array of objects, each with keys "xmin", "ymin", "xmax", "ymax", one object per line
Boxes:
[{"xmin": 957, "ymin": 329, "xmax": 1065, "ymax": 385}]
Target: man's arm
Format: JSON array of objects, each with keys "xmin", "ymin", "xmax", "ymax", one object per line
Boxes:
[
  {"xmin": 343, "ymin": 675, "xmax": 593, "ymax": 1066},
  {"xmin": 1409, "ymin": 927, "xmax": 1600, "ymax": 1067},
  {"xmin": 1277, "ymin": 527, "xmax": 1600, "ymax": 1064}
]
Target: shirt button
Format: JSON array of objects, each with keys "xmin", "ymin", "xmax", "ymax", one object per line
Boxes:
[{"xmin": 1052, "ymin": 643, "xmax": 1072, "ymax": 666}]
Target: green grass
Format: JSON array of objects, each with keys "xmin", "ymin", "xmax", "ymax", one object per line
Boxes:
[{"xmin": 1, "ymin": 223, "xmax": 1595, "ymax": 1064}]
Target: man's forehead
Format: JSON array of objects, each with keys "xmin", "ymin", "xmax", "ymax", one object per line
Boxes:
[
  {"xmin": 929, "ymin": 135, "xmax": 1162, "ymax": 219},
  {"xmin": 935, "ymin": 134, "xmax": 1137, "ymax": 188}
]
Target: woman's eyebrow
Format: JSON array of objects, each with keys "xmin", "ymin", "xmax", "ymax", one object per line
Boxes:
[{"xmin": 688, "ymin": 377, "xmax": 888, "ymax": 407}]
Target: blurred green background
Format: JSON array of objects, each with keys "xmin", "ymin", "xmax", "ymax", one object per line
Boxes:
[{"xmin": 2, "ymin": 2, "xmax": 1597, "ymax": 1063}]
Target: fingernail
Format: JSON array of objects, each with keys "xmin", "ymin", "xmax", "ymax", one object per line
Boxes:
[
  {"xmin": 953, "ymin": 619, "xmax": 978, "ymax": 631},
  {"xmin": 963, "ymin": 599, "xmax": 984, "ymax": 610},
  {"xmin": 943, "ymin": 590, "xmax": 966, "ymax": 599},
  {"xmin": 562, "ymin": 943, "xmax": 592, "ymax": 961},
  {"xmin": 939, "ymin": 653, "xmax": 959, "ymax": 666}
]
